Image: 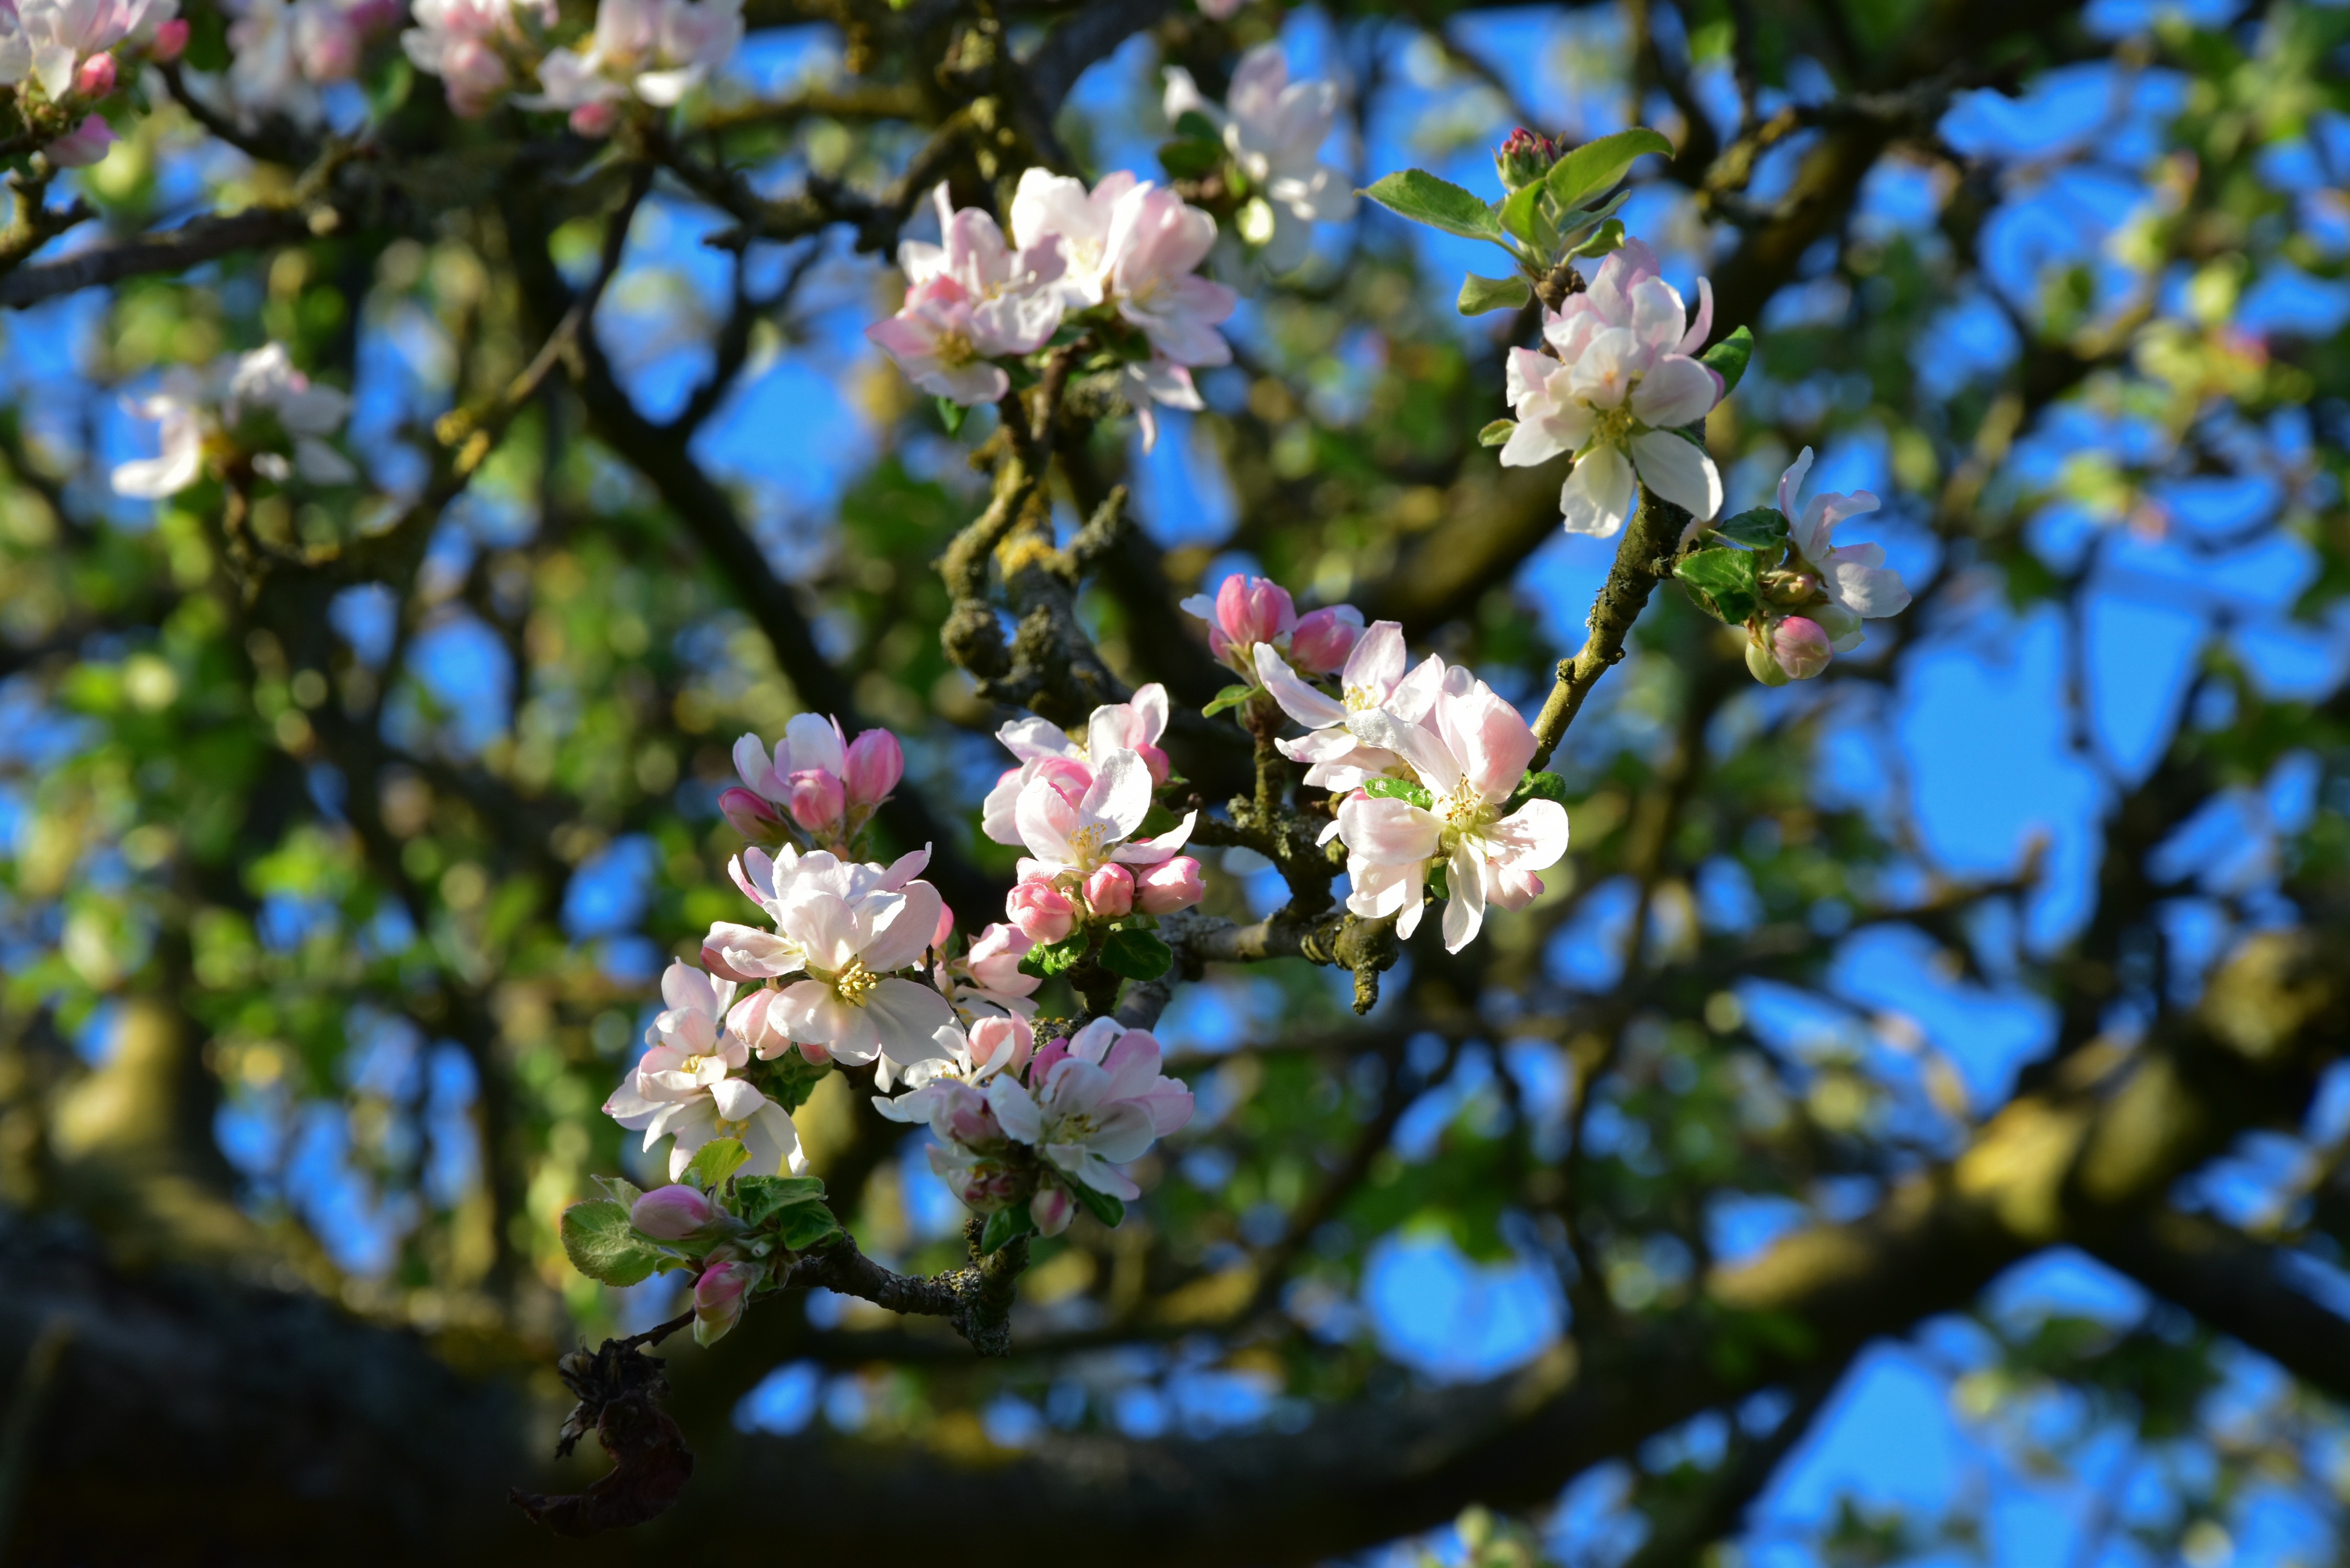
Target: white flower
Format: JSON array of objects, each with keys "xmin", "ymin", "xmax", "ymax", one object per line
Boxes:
[
  {"xmin": 935, "ymin": 921, "xmax": 1041, "ymax": 1022},
  {"xmin": 520, "ymin": 0, "xmax": 741, "ymax": 114},
  {"xmin": 401, "ymin": 0, "xmax": 549, "ymax": 116},
  {"xmin": 110, "ymin": 343, "xmax": 353, "ymax": 499},
  {"xmin": 1009, "ymin": 168, "xmax": 1139, "ymax": 309},
  {"xmin": 768, "ymin": 871, "xmax": 957, "ymax": 1075},
  {"xmin": 0, "ymin": 0, "xmax": 165, "ymax": 100},
  {"xmin": 1779, "ymin": 446, "xmax": 1910, "ymax": 637},
  {"xmin": 1163, "ymin": 42, "xmax": 1355, "ymax": 272},
  {"xmin": 895, "ymin": 182, "xmax": 1067, "ymax": 349},
  {"xmin": 981, "ymin": 684, "xmax": 1170, "ymax": 847},
  {"xmin": 1253, "ymin": 622, "xmax": 1445, "ymax": 793},
  {"xmin": 1010, "ymin": 747, "xmax": 1195, "ymax": 878},
  {"xmin": 1103, "ymin": 181, "xmax": 1237, "ymax": 368},
  {"xmin": 111, "ymin": 368, "xmax": 207, "ymax": 499},
  {"xmin": 987, "ymin": 1018, "xmax": 1193, "ymax": 1206},
  {"xmin": 602, "ymin": 961, "xmax": 809, "ymax": 1179},
  {"xmin": 1500, "ymin": 238, "xmax": 1723, "ymax": 538},
  {"xmin": 1338, "ymin": 670, "xmax": 1570, "ymax": 952}
]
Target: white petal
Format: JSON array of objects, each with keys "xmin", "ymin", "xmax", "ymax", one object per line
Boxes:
[
  {"xmin": 1558, "ymin": 444, "xmax": 1636, "ymax": 538},
  {"xmin": 1627, "ymin": 429, "xmax": 1723, "ymax": 522}
]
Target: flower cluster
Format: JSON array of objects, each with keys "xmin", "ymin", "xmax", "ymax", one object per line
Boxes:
[
  {"xmin": 111, "ymin": 343, "xmax": 356, "ymax": 500},
  {"xmin": 1181, "ymin": 572, "xmax": 1363, "ymax": 688},
  {"xmin": 1741, "ymin": 448, "xmax": 1911, "ymax": 684},
  {"xmin": 1500, "ymin": 238, "xmax": 1725, "ymax": 537},
  {"xmin": 980, "ymin": 685, "xmax": 1205, "ymax": 944},
  {"xmin": 1161, "ymin": 42, "xmax": 1356, "ymax": 272},
  {"xmin": 718, "ymin": 712, "xmax": 903, "ymax": 857},
  {"xmin": 876, "ymin": 1016, "xmax": 1193, "ymax": 1238},
  {"xmin": 0, "ymin": 0, "xmax": 187, "ymax": 168},
  {"xmin": 226, "ymin": 0, "xmax": 401, "ymax": 125},
  {"xmin": 520, "ymin": 0, "xmax": 741, "ymax": 136},
  {"xmin": 401, "ymin": 0, "xmax": 550, "ymax": 116},
  {"xmin": 602, "ymin": 960, "xmax": 809, "ymax": 1179},
  {"xmin": 866, "ymin": 170, "xmax": 1238, "ymax": 449}
]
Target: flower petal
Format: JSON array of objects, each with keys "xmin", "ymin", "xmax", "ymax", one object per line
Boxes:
[{"xmin": 1627, "ymin": 429, "xmax": 1722, "ymax": 522}]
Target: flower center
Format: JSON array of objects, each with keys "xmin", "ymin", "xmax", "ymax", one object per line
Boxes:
[
  {"xmin": 1067, "ymin": 823, "xmax": 1109, "ymax": 861},
  {"xmin": 1343, "ymin": 685, "xmax": 1376, "ymax": 711},
  {"xmin": 1439, "ymin": 780, "xmax": 1490, "ymax": 833},
  {"xmin": 833, "ymin": 957, "xmax": 880, "ymax": 1007},
  {"xmin": 934, "ymin": 329, "xmax": 978, "ymax": 370},
  {"xmin": 1591, "ymin": 403, "xmax": 1639, "ymax": 448}
]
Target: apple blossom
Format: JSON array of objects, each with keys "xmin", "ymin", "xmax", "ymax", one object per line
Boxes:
[
  {"xmin": 521, "ymin": 0, "xmax": 742, "ymax": 122},
  {"xmin": 932, "ymin": 921, "xmax": 1041, "ymax": 1021},
  {"xmin": 692, "ymin": 1257, "xmax": 759, "ymax": 1344},
  {"xmin": 1289, "ymin": 605, "xmax": 1365, "ymax": 674},
  {"xmin": 1162, "ymin": 42, "xmax": 1357, "ymax": 271},
  {"xmin": 1499, "ymin": 238, "xmax": 1724, "ymax": 537},
  {"xmin": 0, "ymin": 0, "xmax": 172, "ymax": 102},
  {"xmin": 1102, "ymin": 182, "xmax": 1238, "ymax": 368},
  {"xmin": 43, "ymin": 112, "xmax": 112, "ymax": 165},
  {"xmin": 989, "ymin": 1018, "xmax": 1194, "ymax": 1203},
  {"xmin": 1006, "ymin": 877, "xmax": 1075, "ymax": 944},
  {"xmin": 402, "ymin": 0, "xmax": 550, "ymax": 116},
  {"xmin": 725, "ymin": 716, "xmax": 901, "ymax": 854},
  {"xmin": 766, "ymin": 874, "xmax": 958, "ymax": 1076},
  {"xmin": 1009, "ymin": 168, "xmax": 1138, "ymax": 308},
  {"xmin": 1338, "ymin": 672, "xmax": 1571, "ymax": 952},
  {"xmin": 1084, "ymin": 862, "xmax": 1136, "ymax": 919},
  {"xmin": 1134, "ymin": 856, "xmax": 1205, "ymax": 914},
  {"xmin": 149, "ymin": 15, "xmax": 185, "ymax": 55},
  {"xmin": 982, "ymin": 684, "xmax": 1170, "ymax": 847},
  {"xmin": 70, "ymin": 47, "xmax": 111, "ymax": 93},
  {"xmin": 629, "ymin": 1183, "xmax": 719, "ymax": 1239},
  {"xmin": 112, "ymin": 343, "xmax": 354, "ymax": 498},
  {"xmin": 1010, "ymin": 748, "xmax": 1196, "ymax": 880},
  {"xmin": 1254, "ymin": 624, "xmax": 1447, "ymax": 792},
  {"xmin": 1030, "ymin": 1183, "xmax": 1078, "ymax": 1237},
  {"xmin": 1180, "ymin": 573, "xmax": 1295, "ymax": 677}
]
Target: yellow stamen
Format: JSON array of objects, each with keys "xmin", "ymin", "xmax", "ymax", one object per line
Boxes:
[{"xmin": 834, "ymin": 956, "xmax": 880, "ymax": 1007}]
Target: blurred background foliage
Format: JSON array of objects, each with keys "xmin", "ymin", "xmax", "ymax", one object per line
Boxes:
[{"xmin": 4, "ymin": 0, "xmax": 2350, "ymax": 1562}]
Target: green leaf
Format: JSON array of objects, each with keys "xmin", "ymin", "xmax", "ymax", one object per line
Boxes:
[
  {"xmin": 1712, "ymin": 506, "xmax": 1788, "ymax": 549},
  {"xmin": 1201, "ymin": 682, "xmax": 1254, "ymax": 718},
  {"xmin": 1457, "ymin": 272, "xmax": 1533, "ymax": 315},
  {"xmin": 775, "ymin": 1203, "xmax": 842, "ymax": 1251},
  {"xmin": 590, "ymin": 1174, "xmax": 644, "ymax": 1208},
  {"xmin": 681, "ymin": 1138, "xmax": 749, "ymax": 1191},
  {"xmin": 1675, "ymin": 547, "xmax": 1764, "ymax": 626},
  {"xmin": 936, "ymin": 396, "xmax": 967, "ymax": 436},
  {"xmin": 980, "ymin": 1203, "xmax": 1037, "ymax": 1255},
  {"xmin": 1478, "ymin": 418, "xmax": 1517, "ymax": 448},
  {"xmin": 1018, "ymin": 932, "xmax": 1090, "ymax": 979},
  {"xmin": 1543, "ymin": 126, "xmax": 1673, "ymax": 211},
  {"xmin": 1497, "ymin": 180, "xmax": 1543, "ymax": 246},
  {"xmin": 1067, "ymin": 1181, "xmax": 1127, "ymax": 1229},
  {"xmin": 1361, "ymin": 776, "xmax": 1434, "ymax": 809},
  {"xmin": 1360, "ymin": 170, "xmax": 1504, "ymax": 243},
  {"xmin": 1700, "ymin": 325, "xmax": 1753, "ymax": 395},
  {"xmin": 732, "ymin": 1173, "xmax": 828, "ymax": 1228},
  {"xmin": 1567, "ymin": 217, "xmax": 1626, "ymax": 259},
  {"xmin": 1172, "ymin": 109, "xmax": 1220, "ymax": 143},
  {"xmin": 1158, "ymin": 138, "xmax": 1224, "ymax": 179},
  {"xmin": 1100, "ymin": 927, "xmax": 1173, "ymax": 982},
  {"xmin": 559, "ymin": 1201, "xmax": 666, "ymax": 1288},
  {"xmin": 1514, "ymin": 770, "xmax": 1570, "ymax": 805}
]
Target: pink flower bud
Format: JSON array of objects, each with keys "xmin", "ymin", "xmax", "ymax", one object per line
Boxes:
[
  {"xmin": 935, "ymin": 1082, "xmax": 1000, "ymax": 1146},
  {"xmin": 726, "ymin": 988, "xmax": 791, "ymax": 1057},
  {"xmin": 1289, "ymin": 605, "xmax": 1365, "ymax": 674},
  {"xmin": 966, "ymin": 923, "xmax": 1035, "ymax": 993},
  {"xmin": 793, "ymin": 1035, "xmax": 832, "ymax": 1066},
  {"xmin": 1135, "ymin": 742, "xmax": 1171, "ymax": 787},
  {"xmin": 969, "ymin": 1014, "xmax": 1033, "ymax": 1077},
  {"xmin": 45, "ymin": 114, "xmax": 115, "ymax": 168},
  {"xmin": 1084, "ymin": 863, "xmax": 1135, "ymax": 919},
  {"xmin": 73, "ymin": 52, "xmax": 117, "ymax": 98},
  {"xmin": 150, "ymin": 18, "xmax": 189, "ymax": 60},
  {"xmin": 717, "ymin": 785, "xmax": 785, "ymax": 841},
  {"xmin": 1006, "ymin": 879, "xmax": 1075, "ymax": 944},
  {"xmin": 293, "ymin": 4, "xmax": 360, "ymax": 79},
  {"xmin": 440, "ymin": 39, "xmax": 510, "ymax": 116},
  {"xmin": 1134, "ymin": 856, "xmax": 1205, "ymax": 915},
  {"xmin": 1031, "ymin": 1184, "xmax": 1076, "ymax": 1237},
  {"xmin": 844, "ymin": 729, "xmax": 903, "ymax": 808},
  {"xmin": 630, "ymin": 1184, "xmax": 718, "ymax": 1239},
  {"xmin": 786, "ymin": 768, "xmax": 846, "ymax": 834},
  {"xmin": 1210, "ymin": 574, "xmax": 1296, "ymax": 661},
  {"xmin": 568, "ymin": 99, "xmax": 619, "ymax": 138},
  {"xmin": 1771, "ymin": 616, "xmax": 1833, "ymax": 681},
  {"xmin": 693, "ymin": 1258, "xmax": 759, "ymax": 1344}
]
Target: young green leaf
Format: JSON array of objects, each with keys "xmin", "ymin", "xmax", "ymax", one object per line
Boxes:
[
  {"xmin": 1543, "ymin": 126, "xmax": 1674, "ymax": 212},
  {"xmin": 732, "ymin": 1173, "xmax": 827, "ymax": 1228},
  {"xmin": 590, "ymin": 1173, "xmax": 644, "ymax": 1208},
  {"xmin": 1711, "ymin": 506, "xmax": 1788, "ymax": 549},
  {"xmin": 1513, "ymin": 770, "xmax": 1570, "ymax": 805},
  {"xmin": 1201, "ymin": 683, "xmax": 1254, "ymax": 718},
  {"xmin": 681, "ymin": 1137, "xmax": 750, "ymax": 1191},
  {"xmin": 1458, "ymin": 272, "xmax": 1533, "ymax": 316},
  {"xmin": 1479, "ymin": 418, "xmax": 1518, "ymax": 448},
  {"xmin": 1568, "ymin": 217, "xmax": 1626, "ymax": 259},
  {"xmin": 1674, "ymin": 547, "xmax": 1764, "ymax": 626},
  {"xmin": 560, "ymin": 1200, "xmax": 667, "ymax": 1288},
  {"xmin": 1018, "ymin": 931, "xmax": 1090, "ymax": 979},
  {"xmin": 980, "ymin": 1202, "xmax": 1038, "ymax": 1255},
  {"xmin": 1100, "ymin": 927, "xmax": 1174, "ymax": 982},
  {"xmin": 775, "ymin": 1203, "xmax": 843, "ymax": 1251},
  {"xmin": 1361, "ymin": 776, "xmax": 1434, "ymax": 809},
  {"xmin": 1360, "ymin": 170, "xmax": 1505, "ymax": 243},
  {"xmin": 1067, "ymin": 1181, "xmax": 1127, "ymax": 1230},
  {"xmin": 936, "ymin": 396, "xmax": 967, "ymax": 436},
  {"xmin": 1159, "ymin": 139, "xmax": 1224, "ymax": 180},
  {"xmin": 1497, "ymin": 180, "xmax": 1543, "ymax": 246},
  {"xmin": 1700, "ymin": 325, "xmax": 1754, "ymax": 395},
  {"xmin": 1172, "ymin": 109, "xmax": 1220, "ymax": 143}
]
